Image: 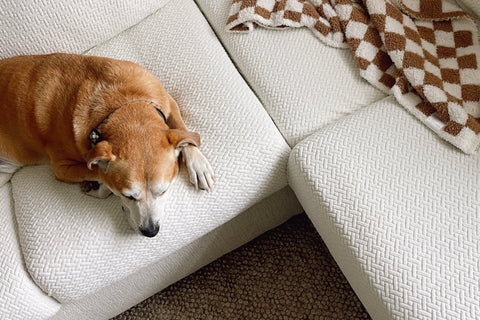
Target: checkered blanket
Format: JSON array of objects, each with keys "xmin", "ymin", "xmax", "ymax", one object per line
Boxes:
[{"xmin": 226, "ymin": 0, "xmax": 480, "ymax": 154}]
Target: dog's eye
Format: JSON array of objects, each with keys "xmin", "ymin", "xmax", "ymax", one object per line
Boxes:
[
  {"xmin": 124, "ymin": 194, "xmax": 136, "ymax": 201},
  {"xmin": 153, "ymin": 190, "xmax": 166, "ymax": 198}
]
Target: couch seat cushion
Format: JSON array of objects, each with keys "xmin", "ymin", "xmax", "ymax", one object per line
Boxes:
[
  {"xmin": 289, "ymin": 96, "xmax": 480, "ymax": 319},
  {"xmin": 195, "ymin": 0, "xmax": 387, "ymax": 146},
  {"xmin": 11, "ymin": 0, "xmax": 292, "ymax": 303},
  {"xmin": 0, "ymin": 184, "xmax": 60, "ymax": 320}
]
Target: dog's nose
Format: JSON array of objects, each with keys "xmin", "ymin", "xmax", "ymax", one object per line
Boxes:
[{"xmin": 140, "ymin": 223, "xmax": 159, "ymax": 238}]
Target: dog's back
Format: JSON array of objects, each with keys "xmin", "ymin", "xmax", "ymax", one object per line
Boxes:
[
  {"xmin": 0, "ymin": 54, "xmax": 93, "ymax": 164},
  {"xmin": 0, "ymin": 55, "xmax": 47, "ymax": 164},
  {"xmin": 0, "ymin": 53, "xmax": 162, "ymax": 165}
]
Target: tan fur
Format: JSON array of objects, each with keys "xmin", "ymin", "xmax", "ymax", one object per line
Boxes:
[
  {"xmin": 0, "ymin": 53, "xmax": 211, "ymax": 236},
  {"xmin": 0, "ymin": 53, "xmax": 196, "ymax": 181}
]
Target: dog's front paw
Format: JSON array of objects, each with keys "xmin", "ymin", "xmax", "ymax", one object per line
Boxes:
[
  {"xmin": 80, "ymin": 181, "xmax": 112, "ymax": 198},
  {"xmin": 182, "ymin": 146, "xmax": 215, "ymax": 192}
]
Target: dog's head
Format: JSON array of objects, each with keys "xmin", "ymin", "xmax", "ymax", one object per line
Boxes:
[{"xmin": 85, "ymin": 128, "xmax": 200, "ymax": 237}]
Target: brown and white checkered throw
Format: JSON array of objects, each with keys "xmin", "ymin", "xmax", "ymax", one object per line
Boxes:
[{"xmin": 227, "ymin": 0, "xmax": 480, "ymax": 154}]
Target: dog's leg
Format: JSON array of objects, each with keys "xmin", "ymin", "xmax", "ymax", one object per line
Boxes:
[
  {"xmin": 0, "ymin": 157, "xmax": 21, "ymax": 187},
  {"xmin": 166, "ymin": 95, "xmax": 215, "ymax": 191},
  {"xmin": 181, "ymin": 145, "xmax": 215, "ymax": 191},
  {"xmin": 51, "ymin": 159, "xmax": 112, "ymax": 197},
  {"xmin": 80, "ymin": 180, "xmax": 112, "ymax": 198},
  {"xmin": 49, "ymin": 158, "xmax": 99, "ymax": 183}
]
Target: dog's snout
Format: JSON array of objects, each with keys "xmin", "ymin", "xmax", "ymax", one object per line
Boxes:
[{"xmin": 140, "ymin": 222, "xmax": 159, "ymax": 238}]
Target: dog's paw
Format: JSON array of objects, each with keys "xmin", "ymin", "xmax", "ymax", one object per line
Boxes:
[
  {"xmin": 182, "ymin": 146, "xmax": 215, "ymax": 192},
  {"xmin": 80, "ymin": 181, "xmax": 112, "ymax": 198}
]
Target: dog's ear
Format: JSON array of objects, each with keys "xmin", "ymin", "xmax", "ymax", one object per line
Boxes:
[
  {"xmin": 167, "ymin": 129, "xmax": 201, "ymax": 150},
  {"xmin": 85, "ymin": 140, "xmax": 116, "ymax": 171}
]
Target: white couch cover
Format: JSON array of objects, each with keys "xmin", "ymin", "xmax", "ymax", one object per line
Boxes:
[
  {"xmin": 289, "ymin": 96, "xmax": 480, "ymax": 319},
  {"xmin": 0, "ymin": 184, "xmax": 60, "ymax": 319},
  {"xmin": 0, "ymin": 0, "xmax": 170, "ymax": 58},
  {"xmin": 195, "ymin": 0, "xmax": 387, "ymax": 146}
]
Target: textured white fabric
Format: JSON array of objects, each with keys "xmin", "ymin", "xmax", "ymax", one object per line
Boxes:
[
  {"xmin": 0, "ymin": 184, "xmax": 60, "ymax": 320},
  {"xmin": 195, "ymin": 0, "xmax": 386, "ymax": 146},
  {"xmin": 289, "ymin": 96, "xmax": 480, "ymax": 320},
  {"xmin": 0, "ymin": 0, "xmax": 170, "ymax": 59},
  {"xmin": 52, "ymin": 187, "xmax": 302, "ymax": 320},
  {"xmin": 457, "ymin": 0, "xmax": 480, "ymax": 18},
  {"xmin": 11, "ymin": 0, "xmax": 293, "ymax": 303}
]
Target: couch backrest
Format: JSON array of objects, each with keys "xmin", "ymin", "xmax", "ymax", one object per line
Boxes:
[{"xmin": 0, "ymin": 0, "xmax": 171, "ymax": 59}]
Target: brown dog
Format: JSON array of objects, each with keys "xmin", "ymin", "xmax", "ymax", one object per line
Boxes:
[{"xmin": 0, "ymin": 53, "xmax": 214, "ymax": 237}]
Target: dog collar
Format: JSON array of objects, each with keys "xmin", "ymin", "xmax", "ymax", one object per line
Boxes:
[{"xmin": 89, "ymin": 99, "xmax": 167, "ymax": 145}]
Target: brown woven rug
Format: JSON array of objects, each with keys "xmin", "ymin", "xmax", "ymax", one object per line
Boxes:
[{"xmin": 113, "ymin": 213, "xmax": 371, "ymax": 319}]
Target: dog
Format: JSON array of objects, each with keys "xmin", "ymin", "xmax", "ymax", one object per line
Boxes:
[{"xmin": 0, "ymin": 53, "xmax": 214, "ymax": 237}]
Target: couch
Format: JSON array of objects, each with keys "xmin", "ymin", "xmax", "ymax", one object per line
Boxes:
[{"xmin": 0, "ymin": 0, "xmax": 479, "ymax": 319}]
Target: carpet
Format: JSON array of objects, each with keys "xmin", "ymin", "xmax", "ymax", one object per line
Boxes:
[{"xmin": 113, "ymin": 213, "xmax": 371, "ymax": 319}]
